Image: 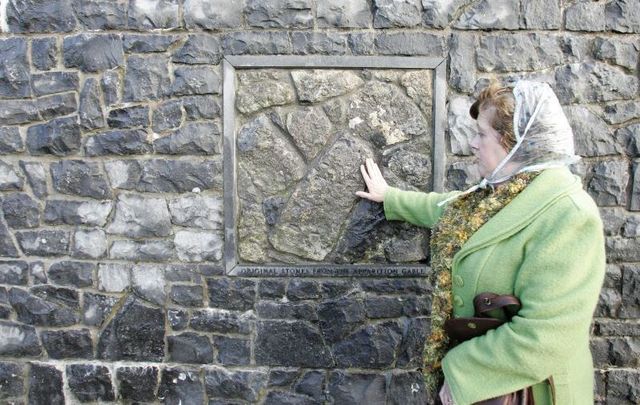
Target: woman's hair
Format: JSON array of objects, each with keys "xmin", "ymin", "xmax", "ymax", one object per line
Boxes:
[{"xmin": 469, "ymin": 82, "xmax": 516, "ymax": 150}]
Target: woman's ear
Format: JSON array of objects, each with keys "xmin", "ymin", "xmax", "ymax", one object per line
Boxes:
[{"xmin": 469, "ymin": 100, "xmax": 480, "ymax": 120}]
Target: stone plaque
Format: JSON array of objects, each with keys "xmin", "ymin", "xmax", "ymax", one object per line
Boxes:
[{"xmin": 224, "ymin": 56, "xmax": 446, "ymax": 275}]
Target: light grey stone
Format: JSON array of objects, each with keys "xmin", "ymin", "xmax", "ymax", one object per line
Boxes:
[
  {"xmin": 0, "ymin": 99, "xmax": 39, "ymax": 125},
  {"xmin": 153, "ymin": 122, "xmax": 222, "ymax": 155},
  {"xmin": 601, "ymin": 101, "xmax": 640, "ymax": 125},
  {"xmin": 132, "ymin": 264, "xmax": 166, "ymax": 305},
  {"xmin": 555, "ymin": 62, "xmax": 639, "ymax": 104},
  {"xmin": 172, "ymin": 35, "xmax": 221, "ymax": 64},
  {"xmin": 446, "ymin": 160, "xmax": 481, "ymax": 190},
  {"xmin": 521, "ymin": 0, "xmax": 561, "ymax": 29},
  {"xmin": 0, "ymin": 161, "xmax": 24, "ymax": 191},
  {"xmin": 19, "ymin": 161, "xmax": 47, "ymax": 199},
  {"xmin": 348, "ymin": 32, "xmax": 376, "ymax": 55},
  {"xmin": 375, "ymin": 32, "xmax": 446, "ymax": 56},
  {"xmin": 558, "ymin": 35, "xmax": 592, "ymax": 63},
  {"xmin": 606, "ymin": 0, "xmax": 640, "ymax": 33},
  {"xmin": 174, "ymin": 230, "xmax": 223, "ymax": 262},
  {"xmin": 7, "ymin": 0, "xmax": 76, "ymax": 33},
  {"xmin": 453, "ymin": 0, "xmax": 520, "ymax": 29},
  {"xmin": 615, "ymin": 123, "xmax": 640, "ymax": 157},
  {"xmin": 104, "ymin": 160, "xmax": 141, "ymax": 190},
  {"xmin": 97, "ymin": 263, "xmax": 130, "ymax": 292},
  {"xmin": 317, "ymin": 0, "xmax": 371, "ymax": 28},
  {"xmin": 374, "ymin": 0, "xmax": 422, "ymax": 28},
  {"xmin": 221, "ymin": 32, "xmax": 293, "ymax": 55},
  {"xmin": 0, "ymin": 220, "xmax": 19, "ymax": 257},
  {"xmin": 101, "ymin": 69, "xmax": 121, "ymax": 105},
  {"xmin": 286, "ymin": 107, "xmax": 333, "ymax": 160},
  {"xmin": 30, "ymin": 261, "xmax": 47, "ymax": 284},
  {"xmin": 291, "ymin": 32, "xmax": 348, "ymax": 55},
  {"xmin": 63, "ymin": 34, "xmax": 124, "ymax": 72},
  {"xmin": 72, "ymin": 229, "xmax": 107, "ymax": 259},
  {"xmin": 128, "ymin": 0, "xmax": 179, "ymax": 30},
  {"xmin": 172, "ymin": 66, "xmax": 220, "ymax": 96},
  {"xmin": 37, "ymin": 92, "xmax": 78, "ymax": 121},
  {"xmin": 79, "ymin": 78, "xmax": 105, "ymax": 131},
  {"xmin": 31, "ymin": 71, "xmax": 78, "ymax": 96},
  {"xmin": 184, "ymin": 0, "xmax": 243, "ymax": 29},
  {"xmin": 236, "ymin": 71, "xmax": 295, "ymax": 114},
  {"xmin": 26, "ymin": 116, "xmax": 81, "ymax": 156},
  {"xmin": 109, "ymin": 239, "xmax": 175, "ymax": 262},
  {"xmin": 449, "ymin": 33, "xmax": 476, "ymax": 93},
  {"xmin": 623, "ymin": 215, "xmax": 640, "ymax": 237},
  {"xmin": 565, "ymin": 1, "xmax": 605, "ymax": 31},
  {"xmin": 632, "ymin": 161, "xmax": 640, "ymax": 211},
  {"xmin": 400, "ymin": 70, "xmax": 433, "ymax": 116},
  {"xmin": 588, "ymin": 160, "xmax": 630, "ymax": 206},
  {"xmin": 291, "ymin": 69, "xmax": 364, "ymax": 103},
  {"xmin": 0, "ymin": 128, "xmax": 23, "ymax": 154},
  {"xmin": 384, "ymin": 146, "xmax": 432, "ymax": 190},
  {"xmin": 246, "ymin": 0, "xmax": 313, "ymax": 29},
  {"xmin": 237, "ymin": 115, "xmax": 306, "ymax": 195},
  {"xmin": 421, "ymin": 0, "xmax": 469, "ymax": 28},
  {"xmin": 564, "ymin": 105, "xmax": 622, "ymax": 157},
  {"xmin": 74, "ymin": 0, "xmax": 127, "ymax": 29},
  {"xmin": 270, "ymin": 134, "xmax": 373, "ymax": 261},
  {"xmin": 345, "ymin": 81, "xmax": 429, "ymax": 147},
  {"xmin": 44, "ymin": 200, "xmax": 113, "ymax": 226},
  {"xmin": 600, "ymin": 207, "xmax": 627, "ymax": 236},
  {"xmin": 594, "ymin": 37, "xmax": 639, "ymax": 71},
  {"xmin": 51, "ymin": 160, "xmax": 112, "ymax": 199},
  {"xmin": 477, "ymin": 33, "xmax": 563, "ymax": 72},
  {"xmin": 124, "ymin": 54, "xmax": 170, "ymax": 102},
  {"xmin": 168, "ymin": 194, "xmax": 223, "ymax": 230},
  {"xmin": 448, "ymin": 96, "xmax": 476, "ymax": 156},
  {"xmin": 107, "ymin": 194, "xmax": 172, "ymax": 237}
]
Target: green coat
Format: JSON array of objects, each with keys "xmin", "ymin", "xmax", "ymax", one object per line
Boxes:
[{"xmin": 383, "ymin": 167, "xmax": 605, "ymax": 405}]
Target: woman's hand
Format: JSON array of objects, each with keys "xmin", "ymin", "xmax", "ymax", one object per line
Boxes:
[
  {"xmin": 439, "ymin": 381, "xmax": 456, "ymax": 405},
  {"xmin": 355, "ymin": 158, "xmax": 389, "ymax": 202}
]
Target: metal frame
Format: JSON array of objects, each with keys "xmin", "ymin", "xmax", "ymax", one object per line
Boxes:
[{"xmin": 223, "ymin": 55, "xmax": 447, "ymax": 276}]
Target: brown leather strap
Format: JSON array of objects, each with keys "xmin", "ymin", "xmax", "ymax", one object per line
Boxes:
[{"xmin": 473, "ymin": 292, "xmax": 521, "ymax": 318}]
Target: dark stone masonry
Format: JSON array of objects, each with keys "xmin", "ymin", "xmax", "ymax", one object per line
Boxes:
[{"xmin": 0, "ymin": 0, "xmax": 638, "ymax": 404}]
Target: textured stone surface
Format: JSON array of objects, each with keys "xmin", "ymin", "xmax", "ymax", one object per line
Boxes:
[
  {"xmin": 477, "ymin": 34, "xmax": 563, "ymax": 72},
  {"xmin": 291, "ymin": 32, "xmax": 348, "ymax": 55},
  {"xmin": 101, "ymin": 69, "xmax": 120, "ymax": 105},
  {"xmin": 0, "ymin": 128, "xmax": 23, "ymax": 154},
  {"xmin": 454, "ymin": 0, "xmax": 519, "ymax": 29},
  {"xmin": 51, "ymin": 160, "xmax": 112, "ymax": 199},
  {"xmin": 190, "ymin": 308, "xmax": 252, "ymax": 334},
  {"xmin": 564, "ymin": 106, "xmax": 622, "ymax": 157},
  {"xmin": 183, "ymin": 96, "xmax": 220, "ymax": 120},
  {"xmin": 44, "ymin": 200, "xmax": 112, "ymax": 226},
  {"xmin": 131, "ymin": 264, "xmax": 166, "ymax": 305},
  {"xmin": 0, "ymin": 261, "xmax": 28, "ymax": 285},
  {"xmin": 448, "ymin": 33, "xmax": 476, "ymax": 93},
  {"xmin": 0, "ymin": 99, "xmax": 39, "ymax": 125},
  {"xmin": 48, "ymin": 261, "xmax": 95, "ymax": 288},
  {"xmin": 74, "ymin": 0, "xmax": 127, "ymax": 29},
  {"xmin": 246, "ymin": 0, "xmax": 313, "ymax": 28},
  {"xmin": 7, "ymin": 0, "xmax": 75, "ymax": 32},
  {"xmin": 555, "ymin": 62, "xmax": 639, "ymax": 104},
  {"xmin": 72, "ymin": 229, "xmax": 107, "ymax": 259},
  {"xmin": 128, "ymin": 0, "xmax": 179, "ymax": 30},
  {"xmin": 107, "ymin": 105, "xmax": 149, "ymax": 129},
  {"xmin": 15, "ymin": 230, "xmax": 69, "ymax": 256},
  {"xmin": 0, "ymin": 362, "xmax": 23, "ymax": 399},
  {"xmin": 97, "ymin": 263, "xmax": 130, "ymax": 292},
  {"xmin": 154, "ymin": 122, "xmax": 220, "ymax": 155},
  {"xmin": 19, "ymin": 161, "xmax": 46, "ymax": 199},
  {"xmin": 37, "ymin": 92, "xmax": 78, "ymax": 120},
  {"xmin": 221, "ymin": 32, "xmax": 293, "ymax": 55},
  {"xmin": 124, "ymin": 55, "xmax": 170, "ymax": 101},
  {"xmin": 168, "ymin": 195, "xmax": 222, "ymax": 230},
  {"xmin": 124, "ymin": 34, "xmax": 179, "ymax": 53},
  {"xmin": 63, "ymin": 34, "xmax": 124, "ymax": 72},
  {"xmin": 41, "ymin": 329, "xmax": 93, "ymax": 359},
  {"xmin": 237, "ymin": 71, "xmax": 295, "ymax": 114},
  {"xmin": 174, "ymin": 230, "xmax": 223, "ymax": 262},
  {"xmin": 168, "ymin": 332, "xmax": 213, "ymax": 363},
  {"xmin": 285, "ymin": 107, "xmax": 333, "ymax": 160},
  {"xmin": 26, "ymin": 116, "xmax": 81, "ymax": 156},
  {"xmin": 184, "ymin": 0, "xmax": 242, "ymax": 29},
  {"xmin": 136, "ymin": 159, "xmax": 221, "ymax": 193},
  {"xmin": 28, "ymin": 363, "xmax": 65, "ymax": 405},
  {"xmin": 208, "ymin": 278, "xmax": 256, "ymax": 311},
  {"xmin": 606, "ymin": 0, "xmax": 640, "ymax": 33},
  {"xmin": 448, "ymin": 96, "xmax": 476, "ymax": 156},
  {"xmin": 97, "ymin": 295, "xmax": 165, "ymax": 361},
  {"xmin": 170, "ymin": 285, "xmax": 203, "ymax": 307},
  {"xmin": 214, "ymin": 336, "xmax": 251, "ymax": 365},
  {"xmin": 172, "ymin": 66, "xmax": 220, "ymax": 96},
  {"xmin": 376, "ymin": 32, "xmax": 445, "ymax": 56},
  {"xmin": 566, "ymin": 1, "xmax": 605, "ymax": 31},
  {"xmin": 588, "ymin": 160, "xmax": 630, "ymax": 206},
  {"xmin": 256, "ymin": 320, "xmax": 333, "ymax": 367},
  {"xmin": 602, "ymin": 101, "xmax": 640, "ymax": 125},
  {"xmin": 110, "ymin": 239, "xmax": 175, "ymax": 262},
  {"xmin": 316, "ymin": 0, "xmax": 370, "ymax": 27},
  {"xmin": 82, "ymin": 292, "xmax": 118, "ymax": 326},
  {"xmin": 0, "ymin": 321, "xmax": 41, "ymax": 356},
  {"xmin": 373, "ymin": 0, "xmax": 422, "ymax": 28},
  {"xmin": 521, "ymin": 0, "xmax": 561, "ymax": 29},
  {"xmin": 152, "ymin": 100, "xmax": 182, "ymax": 132},
  {"xmin": 31, "ymin": 71, "xmax": 78, "ymax": 96},
  {"xmin": 620, "ymin": 265, "xmax": 640, "ymax": 318},
  {"xmin": 116, "ymin": 366, "xmax": 159, "ymax": 402},
  {"xmin": 205, "ymin": 368, "xmax": 268, "ymax": 402},
  {"xmin": 31, "ymin": 37, "xmax": 57, "ymax": 71},
  {"xmin": 606, "ymin": 369, "xmax": 640, "ymax": 404},
  {"xmin": 328, "ymin": 371, "xmax": 386, "ymax": 404},
  {"xmin": 107, "ymin": 194, "xmax": 171, "ymax": 237},
  {"xmin": 421, "ymin": 0, "xmax": 468, "ymax": 28},
  {"xmin": 632, "ymin": 161, "xmax": 640, "ymax": 211},
  {"xmin": 67, "ymin": 364, "xmax": 115, "ymax": 401},
  {"xmin": 85, "ymin": 129, "xmax": 152, "ymax": 156},
  {"xmin": 158, "ymin": 368, "xmax": 205, "ymax": 404},
  {"xmin": 594, "ymin": 37, "xmax": 640, "ymax": 71},
  {"xmin": 0, "ymin": 38, "xmax": 30, "ymax": 98},
  {"xmin": 172, "ymin": 35, "xmax": 221, "ymax": 64},
  {"xmin": 9, "ymin": 286, "xmax": 78, "ymax": 327},
  {"xmin": 2, "ymin": 193, "xmax": 40, "ymax": 229},
  {"xmin": 0, "ymin": 161, "xmax": 23, "ymax": 191}
]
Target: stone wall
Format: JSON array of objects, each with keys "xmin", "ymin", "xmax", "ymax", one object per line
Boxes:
[{"xmin": 0, "ymin": 0, "xmax": 638, "ymax": 404}]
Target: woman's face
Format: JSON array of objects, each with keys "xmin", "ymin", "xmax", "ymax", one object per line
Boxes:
[{"xmin": 470, "ymin": 106, "xmax": 509, "ymax": 178}]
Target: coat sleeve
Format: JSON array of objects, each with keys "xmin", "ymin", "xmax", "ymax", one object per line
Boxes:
[
  {"xmin": 383, "ymin": 187, "xmax": 460, "ymax": 228},
  {"xmin": 441, "ymin": 197, "xmax": 606, "ymax": 405}
]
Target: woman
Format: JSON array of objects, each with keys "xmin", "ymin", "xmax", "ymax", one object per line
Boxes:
[{"xmin": 357, "ymin": 81, "xmax": 605, "ymax": 404}]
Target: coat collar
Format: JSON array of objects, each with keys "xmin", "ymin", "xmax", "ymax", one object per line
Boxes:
[{"xmin": 453, "ymin": 167, "xmax": 582, "ymax": 264}]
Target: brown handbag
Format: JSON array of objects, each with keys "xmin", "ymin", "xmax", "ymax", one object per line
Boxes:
[{"xmin": 443, "ymin": 292, "xmax": 535, "ymax": 405}]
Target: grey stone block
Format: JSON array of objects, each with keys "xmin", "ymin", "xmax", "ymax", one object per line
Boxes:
[
  {"xmin": 107, "ymin": 105, "xmax": 149, "ymax": 128},
  {"xmin": 317, "ymin": 0, "xmax": 370, "ymax": 27},
  {"xmin": 19, "ymin": 161, "xmax": 46, "ymax": 199},
  {"xmin": 104, "ymin": 159, "xmax": 141, "ymax": 190},
  {"xmin": 207, "ymin": 278, "xmax": 255, "ymax": 311},
  {"xmin": 109, "ymin": 239, "xmax": 175, "ymax": 262},
  {"xmin": 0, "ymin": 99, "xmax": 39, "ymax": 125},
  {"xmin": 0, "ymin": 38, "xmax": 30, "ymax": 98},
  {"xmin": 48, "ymin": 261, "xmax": 95, "ymax": 288},
  {"xmin": 82, "ymin": 292, "xmax": 118, "ymax": 326},
  {"xmin": 172, "ymin": 66, "xmax": 220, "ymax": 96},
  {"xmin": 79, "ymin": 78, "xmax": 105, "ymax": 131},
  {"xmin": 131, "ymin": 264, "xmax": 166, "ymax": 305},
  {"xmin": 0, "ymin": 362, "xmax": 23, "ymax": 399},
  {"xmin": 255, "ymin": 301, "xmax": 317, "ymax": 320},
  {"xmin": 31, "ymin": 37, "xmax": 57, "ymax": 71},
  {"xmin": 128, "ymin": 0, "xmax": 179, "ymax": 30},
  {"xmin": 124, "ymin": 34, "xmax": 179, "ymax": 53},
  {"xmin": 521, "ymin": 0, "xmax": 561, "ymax": 29},
  {"xmin": 63, "ymin": 34, "xmax": 124, "ymax": 72},
  {"xmin": 31, "ymin": 71, "xmax": 78, "ymax": 96},
  {"xmin": 158, "ymin": 369, "xmax": 204, "ymax": 404},
  {"xmin": 204, "ymin": 368, "xmax": 268, "ymax": 402},
  {"xmin": 397, "ymin": 317, "xmax": 430, "ymax": 367},
  {"xmin": 328, "ymin": 371, "xmax": 386, "ymax": 404},
  {"xmin": 317, "ymin": 298, "xmax": 366, "ymax": 343},
  {"xmin": 565, "ymin": 1, "xmax": 605, "ymax": 31},
  {"xmin": 41, "ymin": 329, "xmax": 93, "ymax": 359},
  {"xmin": 258, "ymin": 280, "xmax": 286, "ymax": 299},
  {"xmin": 170, "ymin": 285, "xmax": 203, "ymax": 307},
  {"xmin": 169, "ymin": 194, "xmax": 223, "ymax": 230},
  {"xmin": 97, "ymin": 295, "xmax": 165, "ymax": 361},
  {"xmin": 453, "ymin": 0, "xmax": 519, "ymax": 29},
  {"xmin": 107, "ymin": 194, "xmax": 171, "ymax": 238},
  {"xmin": 74, "ymin": 0, "xmax": 127, "ymax": 29},
  {"xmin": 190, "ymin": 308, "xmax": 252, "ymax": 334},
  {"xmin": 136, "ymin": 159, "xmax": 222, "ymax": 193},
  {"xmin": 213, "ymin": 336, "xmax": 251, "ymax": 366},
  {"xmin": 621, "ymin": 265, "xmax": 640, "ymax": 319},
  {"xmin": 610, "ymin": 337, "xmax": 640, "ymax": 367},
  {"xmin": 256, "ymin": 320, "xmax": 333, "ymax": 367},
  {"xmin": 588, "ymin": 160, "xmax": 629, "ymax": 206},
  {"xmin": 373, "ymin": 0, "xmax": 422, "ymax": 28},
  {"xmin": 221, "ymin": 31, "xmax": 292, "ymax": 55},
  {"xmin": 602, "ymin": 100, "xmax": 640, "ymax": 125},
  {"xmin": 172, "ymin": 34, "xmax": 221, "ymax": 64},
  {"xmin": 152, "ymin": 100, "xmax": 182, "ymax": 132},
  {"xmin": 332, "ymin": 322, "xmax": 402, "ymax": 368},
  {"xmin": 375, "ymin": 32, "xmax": 445, "ymax": 56},
  {"xmin": 167, "ymin": 308, "xmax": 189, "ymax": 330},
  {"xmin": 15, "ymin": 230, "xmax": 69, "ymax": 257},
  {"xmin": 50, "ymin": 160, "xmax": 112, "ymax": 199},
  {"xmin": 123, "ymin": 54, "xmax": 171, "ymax": 102},
  {"xmin": 184, "ymin": 0, "xmax": 243, "ymax": 29},
  {"xmin": 0, "ymin": 261, "xmax": 28, "ymax": 285},
  {"xmin": 67, "ymin": 364, "xmax": 115, "ymax": 401},
  {"xmin": 555, "ymin": 62, "xmax": 639, "ymax": 104},
  {"xmin": 116, "ymin": 366, "xmax": 159, "ymax": 402},
  {"xmin": 9, "ymin": 286, "xmax": 78, "ymax": 327},
  {"xmin": 30, "ymin": 261, "xmax": 46, "ymax": 284},
  {"xmin": 606, "ymin": 0, "xmax": 640, "ymax": 33},
  {"xmin": 594, "ymin": 36, "xmax": 640, "ymax": 71},
  {"xmin": 0, "ymin": 321, "xmax": 41, "ymax": 356},
  {"xmin": 287, "ymin": 279, "xmax": 320, "ymax": 301},
  {"xmin": 85, "ymin": 129, "xmax": 152, "ymax": 156},
  {"xmin": 168, "ymin": 332, "xmax": 213, "ymax": 363},
  {"xmin": 448, "ymin": 96, "xmax": 475, "ymax": 156},
  {"xmin": 28, "ymin": 363, "xmax": 65, "ymax": 405},
  {"xmin": 632, "ymin": 161, "xmax": 640, "ymax": 211},
  {"xmin": 154, "ymin": 121, "xmax": 221, "ymax": 155},
  {"xmin": 44, "ymin": 199, "xmax": 112, "ymax": 226},
  {"xmin": 291, "ymin": 31, "xmax": 348, "ymax": 55},
  {"xmin": 606, "ymin": 369, "xmax": 640, "ymax": 404},
  {"xmin": 246, "ymin": 0, "xmax": 312, "ymax": 28},
  {"xmin": 348, "ymin": 32, "xmax": 376, "ymax": 55},
  {"xmin": 606, "ymin": 236, "xmax": 640, "ymax": 262},
  {"xmin": 237, "ymin": 72, "xmax": 295, "ymax": 114},
  {"xmin": 37, "ymin": 92, "xmax": 78, "ymax": 120},
  {"xmin": 26, "ymin": 116, "xmax": 81, "ymax": 156},
  {"xmin": 7, "ymin": 0, "xmax": 75, "ymax": 33},
  {"xmin": 477, "ymin": 33, "xmax": 563, "ymax": 73},
  {"xmin": 0, "ymin": 161, "xmax": 23, "ymax": 191},
  {"xmin": 616, "ymin": 123, "xmax": 640, "ymax": 157},
  {"xmin": 422, "ymin": 0, "xmax": 467, "ymax": 28},
  {"xmin": 97, "ymin": 263, "xmax": 130, "ymax": 293},
  {"xmin": 2, "ymin": 193, "xmax": 40, "ymax": 229},
  {"xmin": 72, "ymin": 229, "xmax": 107, "ymax": 259},
  {"xmin": 183, "ymin": 96, "xmax": 220, "ymax": 120},
  {"xmin": 448, "ymin": 33, "xmax": 476, "ymax": 94},
  {"xmin": 101, "ymin": 69, "xmax": 121, "ymax": 105},
  {"xmin": 564, "ymin": 105, "xmax": 621, "ymax": 157},
  {"xmin": 0, "ymin": 128, "xmax": 23, "ymax": 154}
]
